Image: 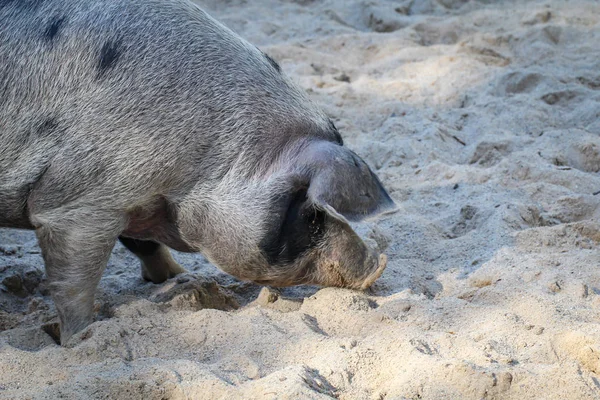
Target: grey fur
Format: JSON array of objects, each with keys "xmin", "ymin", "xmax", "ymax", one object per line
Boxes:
[{"xmin": 0, "ymin": 0, "xmax": 396, "ymax": 345}]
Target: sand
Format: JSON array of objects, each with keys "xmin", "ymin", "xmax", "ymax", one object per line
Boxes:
[{"xmin": 1, "ymin": 0, "xmax": 600, "ymax": 398}]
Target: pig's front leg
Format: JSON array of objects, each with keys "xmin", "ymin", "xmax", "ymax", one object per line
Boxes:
[
  {"xmin": 118, "ymin": 237, "xmax": 185, "ymax": 283},
  {"xmin": 32, "ymin": 210, "xmax": 125, "ymax": 345}
]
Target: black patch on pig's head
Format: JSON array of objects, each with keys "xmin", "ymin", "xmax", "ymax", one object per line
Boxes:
[
  {"xmin": 97, "ymin": 40, "xmax": 121, "ymax": 78},
  {"xmin": 260, "ymin": 189, "xmax": 326, "ymax": 265},
  {"xmin": 263, "ymin": 53, "xmax": 281, "ymax": 73},
  {"xmin": 44, "ymin": 16, "xmax": 65, "ymax": 42}
]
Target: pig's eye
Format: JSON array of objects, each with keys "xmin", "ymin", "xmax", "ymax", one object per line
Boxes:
[{"xmin": 260, "ymin": 189, "xmax": 326, "ymax": 265}]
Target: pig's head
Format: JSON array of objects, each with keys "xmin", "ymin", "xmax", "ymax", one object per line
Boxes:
[
  {"xmin": 178, "ymin": 140, "xmax": 396, "ymax": 290},
  {"xmin": 253, "ymin": 140, "xmax": 396, "ymax": 290}
]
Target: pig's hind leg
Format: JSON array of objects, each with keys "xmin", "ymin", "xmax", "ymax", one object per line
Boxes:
[{"xmin": 118, "ymin": 237, "xmax": 185, "ymax": 283}]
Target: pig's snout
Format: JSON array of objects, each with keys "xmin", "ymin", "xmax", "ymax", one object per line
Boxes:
[{"xmin": 309, "ymin": 248, "xmax": 388, "ymax": 291}]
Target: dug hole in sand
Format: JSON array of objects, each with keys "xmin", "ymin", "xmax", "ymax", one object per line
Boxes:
[{"xmin": 1, "ymin": 0, "xmax": 600, "ymax": 398}]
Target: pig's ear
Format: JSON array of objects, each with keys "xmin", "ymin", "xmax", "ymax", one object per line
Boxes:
[{"xmin": 305, "ymin": 143, "xmax": 398, "ymax": 222}]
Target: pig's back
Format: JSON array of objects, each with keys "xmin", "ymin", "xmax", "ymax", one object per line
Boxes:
[{"xmin": 0, "ymin": 0, "xmax": 325, "ymax": 226}]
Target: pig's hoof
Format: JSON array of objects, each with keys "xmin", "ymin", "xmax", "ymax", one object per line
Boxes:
[
  {"xmin": 140, "ymin": 245, "xmax": 187, "ymax": 283},
  {"xmin": 360, "ymin": 254, "xmax": 388, "ymax": 290},
  {"xmin": 142, "ymin": 261, "xmax": 186, "ymax": 284}
]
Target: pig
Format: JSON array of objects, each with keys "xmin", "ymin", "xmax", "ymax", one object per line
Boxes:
[{"xmin": 0, "ymin": 0, "xmax": 397, "ymax": 345}]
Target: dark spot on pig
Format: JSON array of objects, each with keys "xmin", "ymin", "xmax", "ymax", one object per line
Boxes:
[
  {"xmin": 44, "ymin": 16, "xmax": 65, "ymax": 42},
  {"xmin": 97, "ymin": 40, "xmax": 121, "ymax": 78},
  {"xmin": 17, "ymin": 118, "xmax": 60, "ymax": 147},
  {"xmin": 118, "ymin": 237, "xmax": 160, "ymax": 257},
  {"xmin": 328, "ymin": 120, "xmax": 343, "ymax": 145},
  {"xmin": 37, "ymin": 118, "xmax": 58, "ymax": 136},
  {"xmin": 260, "ymin": 189, "xmax": 326, "ymax": 265},
  {"xmin": 263, "ymin": 53, "xmax": 281, "ymax": 73}
]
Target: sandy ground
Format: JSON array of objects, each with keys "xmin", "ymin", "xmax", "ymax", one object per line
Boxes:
[{"xmin": 2, "ymin": 0, "xmax": 600, "ymax": 398}]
